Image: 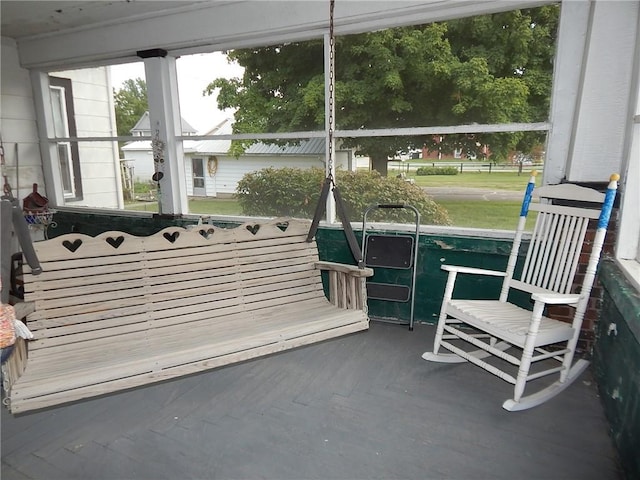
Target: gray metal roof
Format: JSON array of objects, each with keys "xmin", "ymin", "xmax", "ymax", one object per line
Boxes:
[
  {"xmin": 124, "ymin": 117, "xmax": 326, "ymax": 157},
  {"xmin": 246, "ymin": 137, "xmax": 325, "ymax": 156},
  {"xmin": 188, "ymin": 119, "xmax": 326, "ymax": 156}
]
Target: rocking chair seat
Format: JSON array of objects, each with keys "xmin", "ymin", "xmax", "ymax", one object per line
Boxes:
[{"xmin": 447, "ymin": 300, "xmax": 575, "ymax": 348}]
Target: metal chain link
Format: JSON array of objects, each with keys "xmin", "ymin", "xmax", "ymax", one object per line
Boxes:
[{"xmin": 327, "ymin": 0, "xmax": 335, "ymax": 174}]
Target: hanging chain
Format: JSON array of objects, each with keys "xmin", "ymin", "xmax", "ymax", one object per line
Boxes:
[
  {"xmin": 151, "ymin": 128, "xmax": 165, "ymax": 167},
  {"xmin": 151, "ymin": 127, "xmax": 165, "ymax": 214},
  {"xmin": 327, "ymin": 0, "xmax": 335, "ymax": 174}
]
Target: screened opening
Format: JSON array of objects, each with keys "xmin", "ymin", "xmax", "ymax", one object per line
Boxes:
[{"xmin": 39, "ymin": 5, "xmax": 558, "ymax": 229}]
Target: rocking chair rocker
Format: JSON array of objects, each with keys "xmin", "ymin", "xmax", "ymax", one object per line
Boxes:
[{"xmin": 422, "ymin": 172, "xmax": 619, "ymax": 411}]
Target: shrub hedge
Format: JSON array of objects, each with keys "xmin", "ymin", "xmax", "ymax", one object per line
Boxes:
[
  {"xmin": 235, "ymin": 167, "xmax": 450, "ymax": 225},
  {"xmin": 415, "ymin": 166, "xmax": 459, "ymax": 176}
]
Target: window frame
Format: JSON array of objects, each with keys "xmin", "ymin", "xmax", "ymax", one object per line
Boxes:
[{"xmin": 48, "ymin": 76, "xmax": 83, "ymax": 201}]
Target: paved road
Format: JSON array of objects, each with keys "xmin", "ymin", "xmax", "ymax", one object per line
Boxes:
[{"xmin": 423, "ymin": 186, "xmax": 536, "ymax": 202}]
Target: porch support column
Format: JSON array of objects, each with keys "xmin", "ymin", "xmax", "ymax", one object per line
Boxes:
[{"xmin": 140, "ymin": 49, "xmax": 188, "ymax": 215}]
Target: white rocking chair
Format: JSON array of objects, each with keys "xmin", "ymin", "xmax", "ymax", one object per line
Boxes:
[{"xmin": 423, "ymin": 173, "xmax": 619, "ymax": 411}]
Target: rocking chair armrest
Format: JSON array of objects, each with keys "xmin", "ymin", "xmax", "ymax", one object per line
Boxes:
[
  {"xmin": 531, "ymin": 292, "xmax": 580, "ymax": 305},
  {"xmin": 314, "ymin": 261, "xmax": 374, "ymax": 278},
  {"xmin": 441, "ymin": 265, "xmax": 507, "ymax": 277}
]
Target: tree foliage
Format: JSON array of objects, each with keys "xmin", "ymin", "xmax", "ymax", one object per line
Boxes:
[
  {"xmin": 206, "ymin": 6, "xmax": 558, "ymax": 173},
  {"xmin": 114, "ymin": 78, "xmax": 148, "ymax": 137}
]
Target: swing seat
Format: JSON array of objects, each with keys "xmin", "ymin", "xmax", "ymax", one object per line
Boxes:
[
  {"xmin": 422, "ymin": 173, "xmax": 619, "ymax": 411},
  {"xmin": 2, "ymin": 218, "xmax": 372, "ymax": 413}
]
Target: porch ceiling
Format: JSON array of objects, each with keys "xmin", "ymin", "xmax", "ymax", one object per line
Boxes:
[{"xmin": 0, "ymin": 1, "xmax": 210, "ymax": 39}]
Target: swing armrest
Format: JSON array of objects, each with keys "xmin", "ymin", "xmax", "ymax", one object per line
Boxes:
[
  {"xmin": 315, "ymin": 262, "xmax": 373, "ymax": 310},
  {"xmin": 314, "ymin": 261, "xmax": 373, "ymax": 277}
]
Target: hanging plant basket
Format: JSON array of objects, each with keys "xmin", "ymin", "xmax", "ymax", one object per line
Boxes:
[{"xmin": 23, "ymin": 209, "xmax": 56, "ymax": 226}]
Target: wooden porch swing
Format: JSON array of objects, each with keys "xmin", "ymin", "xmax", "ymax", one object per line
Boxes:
[
  {"xmin": 2, "ymin": 0, "xmax": 375, "ymax": 414},
  {"xmin": 2, "ymin": 218, "xmax": 372, "ymax": 413}
]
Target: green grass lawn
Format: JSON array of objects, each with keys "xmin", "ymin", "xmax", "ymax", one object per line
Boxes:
[
  {"xmin": 399, "ymin": 170, "xmax": 540, "ymax": 190},
  {"xmin": 124, "ymin": 198, "xmax": 244, "ymax": 216},
  {"xmin": 189, "ymin": 198, "xmax": 243, "ymax": 215},
  {"xmin": 437, "ymin": 199, "xmax": 536, "ymax": 230},
  {"xmin": 125, "ymin": 171, "xmax": 538, "ymax": 230}
]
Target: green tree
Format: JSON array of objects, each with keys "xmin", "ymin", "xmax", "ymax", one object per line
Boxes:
[
  {"xmin": 114, "ymin": 78, "xmax": 148, "ymax": 137},
  {"xmin": 206, "ymin": 6, "xmax": 558, "ymax": 175}
]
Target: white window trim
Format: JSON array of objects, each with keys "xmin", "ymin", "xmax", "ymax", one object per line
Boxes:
[
  {"xmin": 615, "ymin": 113, "xmax": 640, "ymax": 292},
  {"xmin": 614, "ymin": 6, "xmax": 640, "ymax": 292},
  {"xmin": 49, "ymin": 85, "xmax": 76, "ymax": 198}
]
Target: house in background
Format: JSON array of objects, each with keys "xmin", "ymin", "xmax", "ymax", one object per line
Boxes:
[
  {"xmin": 121, "ymin": 111, "xmax": 198, "ymax": 190},
  {"xmin": 123, "ymin": 117, "xmax": 353, "ymax": 197},
  {"xmin": 130, "ymin": 111, "xmax": 198, "ymax": 138}
]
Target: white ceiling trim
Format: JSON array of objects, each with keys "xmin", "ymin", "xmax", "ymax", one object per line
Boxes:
[{"xmin": 13, "ymin": 0, "xmax": 554, "ymax": 71}]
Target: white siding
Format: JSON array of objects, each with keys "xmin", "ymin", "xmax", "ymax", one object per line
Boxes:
[
  {"xmin": 204, "ymin": 157, "xmax": 217, "ymax": 197},
  {"xmin": 123, "ymin": 144, "xmax": 156, "ymax": 182},
  {"xmin": 212, "ymin": 152, "xmax": 348, "ymax": 196},
  {"xmin": 0, "ymin": 37, "xmax": 45, "ymax": 203},
  {"xmin": 185, "ymin": 157, "xmax": 195, "ymax": 196}
]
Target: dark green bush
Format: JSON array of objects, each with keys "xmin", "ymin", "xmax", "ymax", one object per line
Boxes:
[
  {"xmin": 415, "ymin": 166, "xmax": 459, "ymax": 176},
  {"xmin": 235, "ymin": 167, "xmax": 325, "ymax": 218},
  {"xmin": 235, "ymin": 167, "xmax": 450, "ymax": 225}
]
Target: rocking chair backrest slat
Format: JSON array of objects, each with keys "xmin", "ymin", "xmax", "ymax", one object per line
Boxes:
[
  {"xmin": 553, "ymin": 215, "xmax": 583, "ymax": 292},
  {"xmin": 519, "ymin": 206, "xmax": 592, "ymax": 294}
]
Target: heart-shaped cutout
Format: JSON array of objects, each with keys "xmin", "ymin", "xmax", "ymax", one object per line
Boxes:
[
  {"xmin": 62, "ymin": 239, "xmax": 82, "ymax": 252},
  {"xmin": 163, "ymin": 231, "xmax": 179, "ymax": 243},
  {"xmin": 199, "ymin": 228, "xmax": 215, "ymax": 239},
  {"xmin": 246, "ymin": 224, "xmax": 260, "ymax": 235},
  {"xmin": 106, "ymin": 236, "xmax": 124, "ymax": 249},
  {"xmin": 276, "ymin": 221, "xmax": 289, "ymax": 232}
]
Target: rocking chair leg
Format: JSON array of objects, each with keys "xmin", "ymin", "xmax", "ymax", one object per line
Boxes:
[
  {"xmin": 422, "ymin": 341, "xmax": 511, "ymax": 363},
  {"xmin": 502, "ymin": 359, "xmax": 590, "ymax": 411},
  {"xmin": 510, "ymin": 300, "xmax": 545, "ymax": 403},
  {"xmin": 431, "ymin": 272, "xmax": 458, "ymax": 356}
]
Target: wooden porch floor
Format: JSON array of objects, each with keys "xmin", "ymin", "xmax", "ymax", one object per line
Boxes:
[{"xmin": 1, "ymin": 322, "xmax": 621, "ymax": 479}]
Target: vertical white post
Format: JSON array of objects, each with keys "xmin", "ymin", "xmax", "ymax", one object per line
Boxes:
[
  {"xmin": 106, "ymin": 68, "xmax": 125, "ymax": 210},
  {"xmin": 500, "ymin": 171, "xmax": 538, "ymax": 301},
  {"xmin": 142, "ymin": 52, "xmax": 188, "ymax": 215},
  {"xmin": 561, "ymin": 174, "xmax": 619, "ymax": 377}
]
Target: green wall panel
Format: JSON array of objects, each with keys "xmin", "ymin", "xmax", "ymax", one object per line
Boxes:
[
  {"xmin": 594, "ymin": 261, "xmax": 640, "ymax": 480},
  {"xmin": 315, "ymin": 227, "xmax": 519, "ymax": 324},
  {"xmin": 46, "ymin": 211, "xmax": 197, "ymax": 237}
]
